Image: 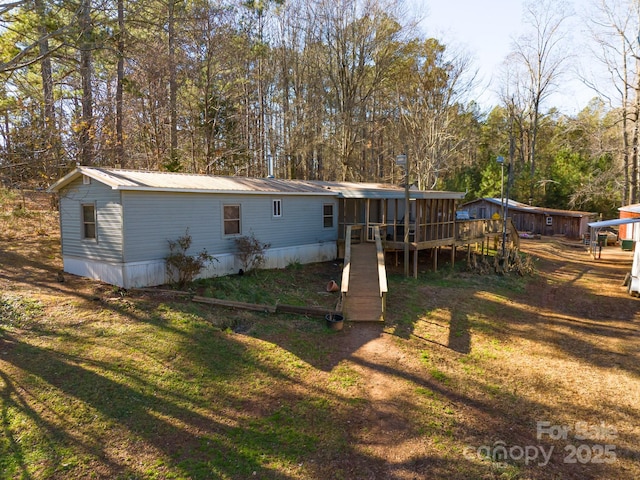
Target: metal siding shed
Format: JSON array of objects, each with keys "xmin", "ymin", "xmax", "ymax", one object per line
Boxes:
[{"xmin": 619, "ymin": 204, "xmax": 640, "ymax": 214}]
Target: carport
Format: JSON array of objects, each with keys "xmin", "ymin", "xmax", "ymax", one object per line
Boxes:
[{"xmin": 587, "ymin": 217, "xmax": 640, "ymax": 259}]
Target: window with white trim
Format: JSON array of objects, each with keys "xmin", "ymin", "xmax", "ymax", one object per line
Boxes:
[
  {"xmin": 272, "ymin": 199, "xmax": 282, "ymax": 218},
  {"xmin": 82, "ymin": 204, "xmax": 97, "ymax": 239},
  {"xmin": 223, "ymin": 204, "xmax": 241, "ymax": 235}
]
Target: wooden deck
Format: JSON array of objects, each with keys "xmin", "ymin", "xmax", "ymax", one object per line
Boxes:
[{"xmin": 343, "ymin": 242, "xmax": 384, "ymax": 322}]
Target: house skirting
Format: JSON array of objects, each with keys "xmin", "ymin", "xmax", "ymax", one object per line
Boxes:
[{"xmin": 62, "ymin": 242, "xmax": 337, "ymax": 288}]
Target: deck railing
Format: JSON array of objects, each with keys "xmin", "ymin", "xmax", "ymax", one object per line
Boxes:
[
  {"xmin": 343, "ymin": 218, "xmax": 513, "ymax": 248},
  {"xmin": 455, "ymin": 219, "xmax": 501, "ymax": 241},
  {"xmin": 454, "ymin": 218, "xmax": 520, "ymax": 248}
]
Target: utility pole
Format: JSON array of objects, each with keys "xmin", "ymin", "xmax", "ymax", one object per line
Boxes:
[{"xmin": 396, "ymin": 153, "xmax": 410, "ymax": 277}]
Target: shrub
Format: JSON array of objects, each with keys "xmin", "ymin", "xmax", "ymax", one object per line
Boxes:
[
  {"xmin": 235, "ymin": 233, "xmax": 271, "ymax": 273},
  {"xmin": 166, "ymin": 230, "xmax": 215, "ymax": 288}
]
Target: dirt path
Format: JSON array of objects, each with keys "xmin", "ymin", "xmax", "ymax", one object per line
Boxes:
[{"xmin": 317, "ymin": 238, "xmax": 639, "ymax": 479}]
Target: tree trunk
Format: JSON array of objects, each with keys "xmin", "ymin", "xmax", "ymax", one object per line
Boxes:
[
  {"xmin": 36, "ymin": 1, "xmax": 55, "ymax": 129},
  {"xmin": 35, "ymin": 0, "xmax": 58, "ymax": 176},
  {"xmin": 622, "ymin": 40, "xmax": 629, "ymax": 205},
  {"xmin": 79, "ymin": 0, "xmax": 93, "ymax": 165},
  {"xmin": 529, "ymin": 99, "xmax": 540, "ymax": 205},
  {"xmin": 168, "ymin": 0, "xmax": 178, "ymax": 168},
  {"xmin": 115, "ymin": 0, "xmax": 125, "ymax": 167},
  {"xmin": 633, "ymin": 86, "xmax": 640, "ymax": 204}
]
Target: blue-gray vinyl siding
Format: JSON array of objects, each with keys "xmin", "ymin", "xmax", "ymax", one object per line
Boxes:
[
  {"xmin": 58, "ymin": 177, "xmax": 123, "ymax": 261},
  {"xmin": 121, "ymin": 191, "xmax": 337, "ymax": 263}
]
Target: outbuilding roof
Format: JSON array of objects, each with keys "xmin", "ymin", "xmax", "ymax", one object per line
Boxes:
[
  {"xmin": 48, "ymin": 167, "xmax": 466, "ymax": 200},
  {"xmin": 619, "ymin": 204, "xmax": 640, "ymax": 214},
  {"xmin": 461, "ymin": 197, "xmax": 595, "ymax": 218}
]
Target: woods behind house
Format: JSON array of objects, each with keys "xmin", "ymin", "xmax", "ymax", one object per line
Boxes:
[{"xmin": 1, "ymin": 0, "xmax": 638, "ymax": 217}]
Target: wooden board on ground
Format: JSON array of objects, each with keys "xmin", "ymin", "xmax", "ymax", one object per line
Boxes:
[{"xmin": 192, "ymin": 295, "xmax": 337, "ymax": 318}]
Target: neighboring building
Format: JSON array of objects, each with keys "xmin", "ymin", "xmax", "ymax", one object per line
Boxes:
[
  {"xmin": 48, "ymin": 167, "xmax": 466, "ymax": 287},
  {"xmin": 460, "ymin": 197, "xmax": 597, "ymax": 239},
  {"xmin": 619, "ymin": 204, "xmax": 640, "ymax": 240}
]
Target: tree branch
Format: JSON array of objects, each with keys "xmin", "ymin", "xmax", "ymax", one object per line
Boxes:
[{"xmin": 0, "ymin": 24, "xmax": 71, "ymax": 73}]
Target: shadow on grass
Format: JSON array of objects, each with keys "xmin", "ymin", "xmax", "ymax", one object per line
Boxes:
[
  {"xmin": 1, "ymin": 324, "xmax": 523, "ymax": 480},
  {"xmin": 1, "ymin": 328, "xmax": 320, "ymax": 479},
  {"xmin": 385, "ymin": 245, "xmax": 640, "ymax": 378},
  {"xmin": 2, "ymin": 236, "xmax": 638, "ymax": 479}
]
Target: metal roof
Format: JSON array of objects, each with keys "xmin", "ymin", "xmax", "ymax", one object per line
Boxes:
[
  {"xmin": 461, "ymin": 197, "xmax": 594, "ymax": 218},
  {"xmin": 48, "ymin": 167, "xmax": 466, "ymax": 200},
  {"xmin": 49, "ymin": 167, "xmax": 334, "ymax": 196},
  {"xmin": 587, "ymin": 217, "xmax": 640, "ymax": 228},
  {"xmin": 619, "ymin": 204, "xmax": 640, "ymax": 214},
  {"xmin": 306, "ymin": 180, "xmax": 465, "ymax": 200}
]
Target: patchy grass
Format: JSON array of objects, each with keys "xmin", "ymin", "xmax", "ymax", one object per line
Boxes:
[
  {"xmin": 1, "ymin": 189, "xmax": 639, "ymax": 479},
  {"xmin": 0, "ymin": 294, "xmax": 45, "ymax": 327},
  {"xmin": 192, "ymin": 261, "xmax": 342, "ymax": 309}
]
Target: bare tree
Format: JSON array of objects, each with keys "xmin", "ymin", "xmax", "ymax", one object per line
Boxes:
[
  {"xmin": 312, "ymin": 0, "xmax": 408, "ymax": 181},
  {"xmin": 397, "ymin": 39, "xmax": 476, "ymax": 189},
  {"xmin": 167, "ymin": 0, "xmax": 179, "ymax": 170},
  {"xmin": 586, "ymin": 0, "xmax": 640, "ymax": 204},
  {"xmin": 502, "ymin": 0, "xmax": 572, "ymax": 203}
]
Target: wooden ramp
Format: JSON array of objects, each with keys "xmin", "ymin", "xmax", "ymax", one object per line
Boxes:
[{"xmin": 343, "ymin": 242, "xmax": 385, "ymax": 322}]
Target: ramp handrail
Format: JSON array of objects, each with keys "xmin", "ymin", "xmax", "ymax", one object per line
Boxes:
[
  {"xmin": 341, "ymin": 225, "xmax": 353, "ymax": 295},
  {"xmin": 373, "ymin": 226, "xmax": 387, "ymax": 296},
  {"xmin": 374, "ymin": 226, "xmax": 387, "ymax": 319},
  {"xmin": 340, "ymin": 225, "xmax": 387, "ymax": 321}
]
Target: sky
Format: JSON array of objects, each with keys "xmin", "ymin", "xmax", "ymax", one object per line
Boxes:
[{"xmin": 413, "ymin": 0, "xmax": 601, "ymax": 114}]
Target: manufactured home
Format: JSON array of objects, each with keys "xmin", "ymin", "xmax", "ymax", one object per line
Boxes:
[
  {"xmin": 49, "ymin": 168, "xmax": 340, "ymax": 288},
  {"xmin": 49, "ymin": 167, "xmax": 466, "ymax": 287}
]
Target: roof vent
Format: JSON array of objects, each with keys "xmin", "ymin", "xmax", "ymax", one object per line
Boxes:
[{"xmin": 267, "ymin": 155, "xmax": 274, "ymax": 178}]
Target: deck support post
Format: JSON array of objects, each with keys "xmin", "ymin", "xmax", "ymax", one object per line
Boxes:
[{"xmin": 433, "ymin": 247, "xmax": 438, "ymax": 271}]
